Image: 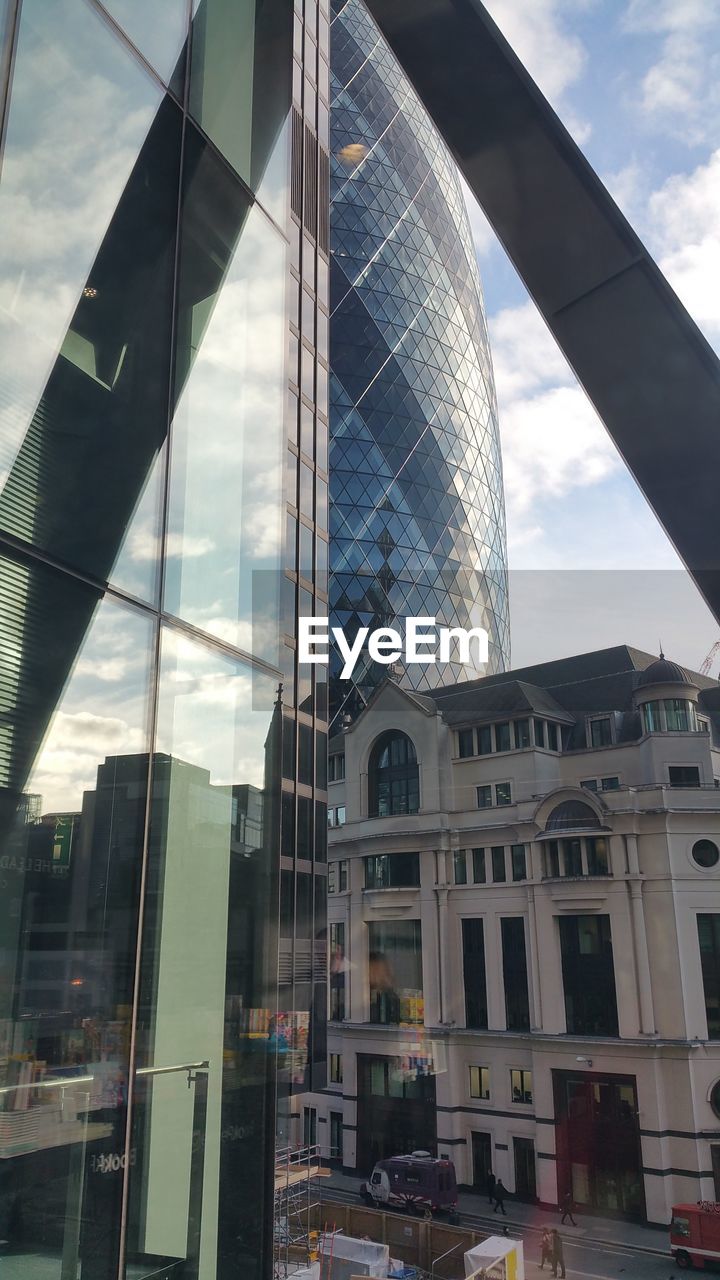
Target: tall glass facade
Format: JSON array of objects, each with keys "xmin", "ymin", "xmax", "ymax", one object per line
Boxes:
[
  {"xmin": 329, "ymin": 0, "xmax": 509, "ymax": 725},
  {"xmin": 0, "ymin": 1, "xmax": 329, "ymax": 1276}
]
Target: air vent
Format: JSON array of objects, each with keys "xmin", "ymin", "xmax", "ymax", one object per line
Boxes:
[
  {"xmin": 291, "ymin": 108, "xmax": 303, "ymax": 219},
  {"xmin": 304, "ymin": 124, "xmax": 318, "ymax": 237}
]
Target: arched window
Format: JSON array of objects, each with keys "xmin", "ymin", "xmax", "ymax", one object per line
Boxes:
[
  {"xmin": 544, "ymin": 800, "xmax": 601, "ymax": 833},
  {"xmin": 369, "ymin": 731, "xmax": 419, "ymax": 817}
]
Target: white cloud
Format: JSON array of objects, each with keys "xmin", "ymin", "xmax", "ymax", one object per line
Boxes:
[
  {"xmin": 621, "ymin": 1, "xmax": 720, "ymax": 144},
  {"xmin": 483, "ymin": 0, "xmax": 589, "ymax": 102},
  {"xmin": 648, "ymin": 149, "xmax": 720, "ymax": 345},
  {"xmin": 489, "ymin": 302, "xmax": 621, "ymax": 553}
]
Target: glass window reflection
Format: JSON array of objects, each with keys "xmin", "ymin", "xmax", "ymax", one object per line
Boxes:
[
  {"xmin": 127, "ymin": 628, "xmax": 281, "ymax": 1280},
  {"xmin": 0, "ymin": 0, "xmax": 177, "ymax": 604},
  {"xmin": 0, "ymin": 549, "xmax": 153, "ymax": 1276},
  {"xmin": 165, "ymin": 128, "xmax": 286, "ymax": 659},
  {"xmin": 189, "ymin": 0, "xmax": 292, "ymax": 225},
  {"xmin": 100, "ymin": 0, "xmax": 189, "ymax": 86}
]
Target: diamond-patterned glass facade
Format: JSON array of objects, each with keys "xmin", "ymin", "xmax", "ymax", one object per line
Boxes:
[{"xmin": 329, "ymin": 0, "xmax": 510, "ymax": 724}]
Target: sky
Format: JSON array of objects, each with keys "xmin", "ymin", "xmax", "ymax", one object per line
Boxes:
[{"xmin": 460, "ymin": 0, "xmax": 720, "ymax": 672}]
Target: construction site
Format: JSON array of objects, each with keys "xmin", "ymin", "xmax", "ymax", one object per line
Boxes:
[{"xmin": 273, "ymin": 1147, "xmax": 523, "ymax": 1280}]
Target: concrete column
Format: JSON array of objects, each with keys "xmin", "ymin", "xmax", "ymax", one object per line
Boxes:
[
  {"xmin": 436, "ymin": 885, "xmax": 449, "ymax": 1025},
  {"xmin": 526, "ymin": 885, "xmax": 543, "ymax": 1031},
  {"xmin": 420, "ymin": 858, "xmax": 441, "ymax": 1026},
  {"xmin": 629, "ymin": 879, "xmax": 656, "ymax": 1034}
]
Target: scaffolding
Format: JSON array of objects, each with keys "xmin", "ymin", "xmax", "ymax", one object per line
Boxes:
[{"xmin": 274, "ymin": 1144, "xmax": 328, "ymax": 1280}]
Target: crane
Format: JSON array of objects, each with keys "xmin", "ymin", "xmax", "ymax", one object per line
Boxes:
[{"xmin": 701, "ymin": 640, "xmax": 720, "ymax": 676}]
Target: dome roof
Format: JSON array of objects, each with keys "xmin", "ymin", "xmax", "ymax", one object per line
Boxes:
[{"xmin": 638, "ymin": 657, "xmax": 693, "ymax": 688}]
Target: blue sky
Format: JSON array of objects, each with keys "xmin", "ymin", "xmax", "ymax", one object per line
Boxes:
[{"xmin": 461, "ymin": 0, "xmax": 720, "ymax": 670}]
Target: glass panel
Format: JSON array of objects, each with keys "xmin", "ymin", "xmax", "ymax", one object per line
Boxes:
[
  {"xmin": 101, "ymin": 0, "xmax": 189, "ymax": 85},
  {"xmin": 165, "ymin": 128, "xmax": 286, "ymax": 656},
  {"xmin": 0, "ymin": 548, "xmax": 153, "ymax": 1276},
  {"xmin": 189, "ymin": 0, "xmax": 292, "ymax": 225},
  {"xmin": 472, "ymin": 848, "xmax": 486, "ymax": 883},
  {"xmin": 127, "ymin": 627, "xmax": 281, "ymax": 1280},
  {"xmin": 0, "ymin": 0, "xmax": 176, "ymax": 604},
  {"xmin": 368, "ymin": 920, "xmax": 423, "ymax": 1025}
]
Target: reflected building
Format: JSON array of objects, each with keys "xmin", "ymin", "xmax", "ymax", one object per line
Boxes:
[
  {"xmin": 0, "ymin": 1, "xmax": 329, "ymax": 1278},
  {"xmin": 329, "ymin": 0, "xmax": 509, "ymax": 726}
]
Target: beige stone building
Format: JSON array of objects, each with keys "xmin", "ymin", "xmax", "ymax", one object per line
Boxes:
[{"xmin": 299, "ymin": 645, "xmax": 720, "ymax": 1225}]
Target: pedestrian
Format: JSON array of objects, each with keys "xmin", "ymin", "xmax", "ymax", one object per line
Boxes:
[
  {"xmin": 551, "ymin": 1230, "xmax": 565, "ymax": 1279},
  {"xmin": 560, "ymin": 1191, "xmax": 576, "ymax": 1226},
  {"xmin": 492, "ymin": 1178, "xmax": 507, "ymax": 1215},
  {"xmin": 486, "ymin": 1169, "xmax": 496, "ymax": 1206},
  {"xmin": 539, "ymin": 1227, "xmax": 552, "ymax": 1270}
]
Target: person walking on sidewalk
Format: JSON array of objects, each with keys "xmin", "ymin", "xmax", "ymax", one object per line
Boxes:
[
  {"xmin": 539, "ymin": 1227, "xmax": 552, "ymax": 1270},
  {"xmin": 486, "ymin": 1169, "xmax": 496, "ymax": 1206},
  {"xmin": 551, "ymin": 1230, "xmax": 565, "ymax": 1279},
  {"xmin": 560, "ymin": 1191, "xmax": 576, "ymax": 1226},
  {"xmin": 492, "ymin": 1178, "xmax": 507, "ymax": 1215}
]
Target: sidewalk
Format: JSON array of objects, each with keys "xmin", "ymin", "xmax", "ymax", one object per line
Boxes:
[{"xmin": 325, "ymin": 1170, "xmax": 668, "ymax": 1258}]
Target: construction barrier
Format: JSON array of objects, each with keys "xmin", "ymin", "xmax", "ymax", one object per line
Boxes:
[{"xmin": 312, "ymin": 1198, "xmax": 489, "ymax": 1279}]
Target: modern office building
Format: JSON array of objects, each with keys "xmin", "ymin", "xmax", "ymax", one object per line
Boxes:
[
  {"xmin": 328, "ymin": 0, "xmax": 509, "ymax": 727},
  {"xmin": 0, "ymin": 1, "xmax": 329, "ymax": 1277},
  {"xmin": 302, "ymin": 647, "xmax": 720, "ymax": 1226}
]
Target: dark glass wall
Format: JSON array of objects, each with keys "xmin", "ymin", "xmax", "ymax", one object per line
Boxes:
[
  {"xmin": 501, "ymin": 917, "xmax": 531, "ymax": 1032},
  {"xmin": 559, "ymin": 915, "xmax": 619, "ymax": 1037},
  {"xmin": 328, "ymin": 0, "xmax": 509, "ymax": 727},
  {"xmin": 0, "ymin": 0, "xmax": 323, "ymax": 1276},
  {"xmin": 462, "ymin": 918, "xmax": 488, "ymax": 1029}
]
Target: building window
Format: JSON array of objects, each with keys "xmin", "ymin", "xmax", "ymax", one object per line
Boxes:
[
  {"xmin": 329, "ymin": 1111, "xmax": 343, "ymax": 1160},
  {"xmin": 336, "ymin": 805, "xmax": 346, "ymax": 825},
  {"xmin": 458, "ymin": 728, "xmax": 475, "ymax": 758},
  {"xmin": 491, "ymin": 846, "xmax": 506, "ymax": 882},
  {"xmin": 469, "ymin": 1066, "xmax": 490, "ymax": 1100},
  {"xmin": 303, "ymin": 1106, "xmax": 317, "ymax": 1148},
  {"xmin": 510, "ymin": 1069, "xmax": 533, "ymax": 1105},
  {"xmin": 495, "ymin": 722, "xmax": 511, "ymax": 752},
  {"xmin": 329, "ymin": 862, "xmax": 348, "ymax": 892},
  {"xmin": 472, "ymin": 848, "xmax": 486, "ymax": 883},
  {"xmin": 515, "ymin": 719, "xmax": 530, "ymax": 749},
  {"xmin": 454, "ymin": 850, "xmax": 468, "ymax": 885},
  {"xmin": 329, "ymin": 1053, "xmax": 343, "ymax": 1083},
  {"xmin": 601, "ymin": 776, "xmax": 619, "ymax": 791},
  {"xmin": 699, "ymin": 717, "xmax": 710, "ymax": 734},
  {"xmin": 665, "ymin": 698, "xmax": 691, "ymax": 732},
  {"xmin": 477, "ymin": 784, "xmax": 492, "ymax": 809},
  {"xmin": 462, "ymin": 918, "xmax": 488, "ymax": 1029},
  {"xmin": 586, "ymin": 836, "xmax": 610, "ymax": 876},
  {"xmin": 669, "ymin": 765, "xmax": 700, "ymax": 787},
  {"xmin": 495, "ymin": 782, "xmax": 512, "ymax": 806},
  {"xmin": 711, "ymin": 1081, "xmax": 720, "ymax": 1121},
  {"xmin": 698, "ymin": 915, "xmax": 720, "ymax": 1038},
  {"xmin": 563, "ymin": 838, "xmax": 583, "ymax": 877},
  {"xmin": 501, "ymin": 918, "xmax": 530, "ymax": 1031},
  {"xmin": 534, "ymin": 719, "xmax": 546, "ymax": 748},
  {"xmin": 581, "ymin": 778, "xmax": 598, "ymax": 792},
  {"xmin": 559, "ymin": 914, "xmax": 619, "ymax": 1036},
  {"xmin": 544, "ymin": 841, "xmax": 561, "ymax": 878},
  {"xmin": 547, "ymin": 723, "xmax": 559, "ymax": 751},
  {"xmin": 478, "ymin": 725, "xmax": 492, "ymax": 755},
  {"xmin": 330, "ymin": 921, "xmax": 346, "ymax": 1020},
  {"xmin": 589, "ymin": 716, "xmax": 613, "ymax": 747},
  {"xmin": 327, "ymin": 808, "xmax": 335, "ymax": 828},
  {"xmin": 693, "ymin": 840, "xmax": 720, "ymax": 869},
  {"xmin": 329, "ymin": 752, "xmax": 345, "ymax": 781},
  {"xmin": 364, "ymin": 852, "xmax": 420, "ymax": 890},
  {"xmin": 368, "ymin": 919, "xmax": 423, "ymax": 1025},
  {"xmin": 511, "ymin": 844, "xmax": 527, "ymax": 881},
  {"xmin": 369, "ymin": 730, "xmax": 419, "ymax": 816},
  {"xmin": 642, "ymin": 701, "xmax": 662, "ymax": 734}
]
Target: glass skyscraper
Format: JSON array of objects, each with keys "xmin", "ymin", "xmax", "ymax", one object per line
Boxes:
[
  {"xmin": 0, "ymin": 1, "xmax": 329, "ymax": 1278},
  {"xmin": 329, "ymin": 0, "xmax": 509, "ymax": 725}
]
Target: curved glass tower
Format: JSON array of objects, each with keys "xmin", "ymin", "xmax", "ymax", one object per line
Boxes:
[{"xmin": 329, "ymin": 0, "xmax": 510, "ymax": 724}]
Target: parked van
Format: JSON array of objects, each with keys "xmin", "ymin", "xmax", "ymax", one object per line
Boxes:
[
  {"xmin": 671, "ymin": 1202, "xmax": 720, "ymax": 1269},
  {"xmin": 360, "ymin": 1151, "xmax": 458, "ymax": 1218}
]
